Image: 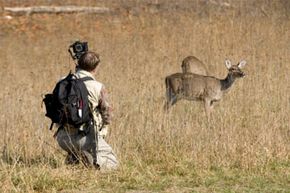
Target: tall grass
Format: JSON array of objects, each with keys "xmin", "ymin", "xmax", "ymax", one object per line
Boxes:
[{"xmin": 0, "ymin": 1, "xmax": 289, "ymax": 192}]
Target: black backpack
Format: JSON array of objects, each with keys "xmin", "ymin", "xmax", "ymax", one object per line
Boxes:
[{"xmin": 43, "ymin": 72, "xmax": 94, "ymax": 130}]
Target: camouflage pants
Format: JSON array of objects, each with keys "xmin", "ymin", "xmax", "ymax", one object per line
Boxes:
[{"xmin": 56, "ymin": 127, "xmax": 118, "ymax": 170}]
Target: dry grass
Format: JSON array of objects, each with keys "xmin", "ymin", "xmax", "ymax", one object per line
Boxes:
[{"xmin": 0, "ymin": 1, "xmax": 289, "ymax": 192}]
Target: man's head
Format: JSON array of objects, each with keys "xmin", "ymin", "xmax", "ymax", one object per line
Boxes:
[{"xmin": 78, "ymin": 51, "xmax": 100, "ymax": 72}]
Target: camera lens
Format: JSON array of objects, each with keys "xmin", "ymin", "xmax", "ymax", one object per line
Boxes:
[{"xmin": 75, "ymin": 44, "xmax": 83, "ymax": 52}]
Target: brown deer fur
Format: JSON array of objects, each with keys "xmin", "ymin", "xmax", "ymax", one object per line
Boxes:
[
  {"xmin": 165, "ymin": 59, "xmax": 247, "ymax": 118},
  {"xmin": 181, "ymin": 56, "xmax": 208, "ymax": 76}
]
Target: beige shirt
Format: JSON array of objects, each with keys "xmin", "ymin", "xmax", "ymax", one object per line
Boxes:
[{"xmin": 75, "ymin": 69, "xmax": 112, "ymax": 128}]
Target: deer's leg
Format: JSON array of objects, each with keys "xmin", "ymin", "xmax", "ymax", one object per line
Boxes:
[
  {"xmin": 204, "ymin": 99, "xmax": 213, "ymax": 120},
  {"xmin": 170, "ymin": 95, "xmax": 178, "ymax": 106},
  {"xmin": 164, "ymin": 94, "xmax": 178, "ymax": 111},
  {"xmin": 165, "ymin": 86, "xmax": 179, "ymax": 110},
  {"xmin": 164, "ymin": 88, "xmax": 171, "ymax": 110},
  {"xmin": 164, "ymin": 100, "xmax": 170, "ymax": 111}
]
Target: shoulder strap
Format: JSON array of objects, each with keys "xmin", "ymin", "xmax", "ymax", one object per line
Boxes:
[
  {"xmin": 79, "ymin": 76, "xmax": 99, "ymax": 168},
  {"xmin": 77, "ymin": 76, "xmax": 98, "ymax": 167},
  {"xmin": 79, "ymin": 77, "xmax": 94, "ymax": 82}
]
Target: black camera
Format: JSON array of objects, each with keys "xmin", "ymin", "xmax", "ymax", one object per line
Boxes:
[{"xmin": 68, "ymin": 41, "xmax": 88, "ymax": 60}]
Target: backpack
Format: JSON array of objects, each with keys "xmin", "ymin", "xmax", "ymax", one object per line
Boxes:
[{"xmin": 43, "ymin": 72, "xmax": 94, "ymax": 130}]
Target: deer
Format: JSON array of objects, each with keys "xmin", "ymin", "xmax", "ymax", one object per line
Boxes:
[
  {"xmin": 164, "ymin": 59, "xmax": 247, "ymax": 119},
  {"xmin": 181, "ymin": 56, "xmax": 208, "ymax": 76}
]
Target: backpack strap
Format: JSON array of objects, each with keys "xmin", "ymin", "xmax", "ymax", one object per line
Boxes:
[
  {"xmin": 79, "ymin": 76, "xmax": 99, "ymax": 169},
  {"xmin": 91, "ymin": 125, "xmax": 100, "ymax": 169},
  {"xmin": 79, "ymin": 76, "xmax": 94, "ymax": 82},
  {"xmin": 49, "ymin": 122, "xmax": 54, "ymax": 130}
]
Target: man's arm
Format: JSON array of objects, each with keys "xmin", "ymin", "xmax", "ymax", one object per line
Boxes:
[{"xmin": 98, "ymin": 86, "xmax": 112, "ymax": 125}]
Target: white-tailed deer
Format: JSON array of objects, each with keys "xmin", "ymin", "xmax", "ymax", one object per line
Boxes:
[
  {"xmin": 165, "ymin": 59, "xmax": 247, "ymax": 118},
  {"xmin": 181, "ymin": 56, "xmax": 208, "ymax": 76}
]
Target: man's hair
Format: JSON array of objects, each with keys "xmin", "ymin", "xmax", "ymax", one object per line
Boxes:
[{"xmin": 78, "ymin": 51, "xmax": 100, "ymax": 71}]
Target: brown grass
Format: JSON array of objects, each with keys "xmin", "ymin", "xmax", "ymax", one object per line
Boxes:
[{"xmin": 0, "ymin": 1, "xmax": 289, "ymax": 192}]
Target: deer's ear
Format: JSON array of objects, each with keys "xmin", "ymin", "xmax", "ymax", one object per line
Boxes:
[
  {"xmin": 225, "ymin": 59, "xmax": 232, "ymax": 69},
  {"xmin": 238, "ymin": 60, "xmax": 247, "ymax": 69}
]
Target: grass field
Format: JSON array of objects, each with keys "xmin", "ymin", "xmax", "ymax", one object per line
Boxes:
[{"xmin": 0, "ymin": 1, "xmax": 289, "ymax": 192}]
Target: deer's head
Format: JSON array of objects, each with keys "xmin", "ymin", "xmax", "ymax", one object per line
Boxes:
[{"xmin": 225, "ymin": 59, "xmax": 247, "ymax": 78}]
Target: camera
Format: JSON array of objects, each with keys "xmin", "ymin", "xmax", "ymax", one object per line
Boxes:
[{"xmin": 68, "ymin": 41, "xmax": 88, "ymax": 60}]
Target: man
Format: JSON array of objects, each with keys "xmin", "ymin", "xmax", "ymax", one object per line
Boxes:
[{"xmin": 56, "ymin": 51, "xmax": 118, "ymax": 170}]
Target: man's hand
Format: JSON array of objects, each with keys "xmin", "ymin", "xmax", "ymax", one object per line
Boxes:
[{"xmin": 99, "ymin": 125, "xmax": 108, "ymax": 138}]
